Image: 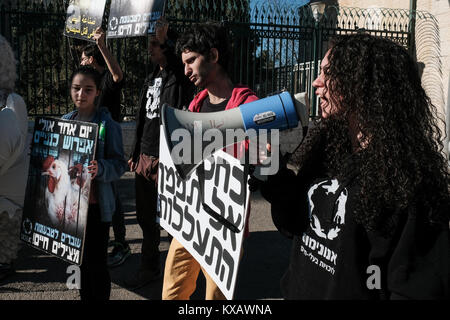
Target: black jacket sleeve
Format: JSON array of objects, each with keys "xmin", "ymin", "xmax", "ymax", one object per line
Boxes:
[
  {"xmin": 260, "ymin": 126, "xmax": 326, "ymax": 238},
  {"xmin": 261, "ymin": 165, "xmax": 308, "ymax": 237}
]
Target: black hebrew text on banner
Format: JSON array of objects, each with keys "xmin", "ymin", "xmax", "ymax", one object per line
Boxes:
[
  {"xmin": 20, "ymin": 117, "xmax": 98, "ymax": 266},
  {"xmin": 64, "ymin": 0, "xmax": 106, "ymax": 41},
  {"xmin": 107, "ymin": 0, "xmax": 166, "ymax": 39},
  {"xmin": 158, "ymin": 126, "xmax": 250, "ymax": 300}
]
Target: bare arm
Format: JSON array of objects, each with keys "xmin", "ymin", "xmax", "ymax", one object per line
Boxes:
[{"xmin": 93, "ymin": 27, "xmax": 123, "ymax": 83}]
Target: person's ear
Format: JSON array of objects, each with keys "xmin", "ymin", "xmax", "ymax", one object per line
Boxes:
[{"xmin": 209, "ymin": 48, "xmax": 219, "ymax": 63}]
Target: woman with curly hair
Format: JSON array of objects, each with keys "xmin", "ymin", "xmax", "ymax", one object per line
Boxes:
[{"xmin": 261, "ymin": 33, "xmax": 449, "ymax": 299}]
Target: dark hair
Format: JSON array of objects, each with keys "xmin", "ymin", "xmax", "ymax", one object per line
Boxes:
[
  {"xmin": 176, "ymin": 22, "xmax": 231, "ymax": 73},
  {"xmin": 318, "ymin": 33, "xmax": 449, "ymax": 234},
  {"xmin": 81, "ymin": 44, "xmax": 106, "ymax": 67},
  {"xmin": 70, "ymin": 65, "xmax": 101, "ymax": 89}
]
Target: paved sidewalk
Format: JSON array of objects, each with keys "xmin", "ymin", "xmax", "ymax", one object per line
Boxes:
[{"xmin": 0, "ymin": 172, "xmax": 291, "ymax": 300}]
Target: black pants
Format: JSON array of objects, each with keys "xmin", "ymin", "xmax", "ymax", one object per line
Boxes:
[
  {"xmin": 111, "ymin": 181, "xmax": 126, "ymax": 244},
  {"xmin": 80, "ymin": 204, "xmax": 111, "ymax": 301},
  {"xmin": 135, "ymin": 172, "xmax": 160, "ymax": 271}
]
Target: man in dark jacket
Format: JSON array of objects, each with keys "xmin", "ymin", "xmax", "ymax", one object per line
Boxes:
[{"xmin": 124, "ymin": 18, "xmax": 194, "ymax": 289}]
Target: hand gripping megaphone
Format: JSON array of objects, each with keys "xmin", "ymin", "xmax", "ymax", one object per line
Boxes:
[{"xmin": 161, "ymin": 91, "xmax": 309, "ymax": 180}]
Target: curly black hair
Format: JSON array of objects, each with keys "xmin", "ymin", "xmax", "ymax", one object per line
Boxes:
[
  {"xmin": 318, "ymin": 33, "xmax": 449, "ymax": 235},
  {"xmin": 175, "ymin": 22, "xmax": 231, "ymax": 73}
]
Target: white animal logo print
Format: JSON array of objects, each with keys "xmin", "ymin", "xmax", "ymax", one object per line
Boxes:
[
  {"xmin": 145, "ymin": 77, "xmax": 162, "ymax": 120},
  {"xmin": 308, "ymin": 179, "xmax": 348, "ymax": 240}
]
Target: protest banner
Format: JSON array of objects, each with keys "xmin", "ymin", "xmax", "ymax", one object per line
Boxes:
[
  {"xmin": 107, "ymin": 0, "xmax": 166, "ymax": 38},
  {"xmin": 20, "ymin": 117, "xmax": 98, "ymax": 266},
  {"xmin": 64, "ymin": 0, "xmax": 106, "ymax": 42},
  {"xmin": 158, "ymin": 127, "xmax": 250, "ymax": 300}
]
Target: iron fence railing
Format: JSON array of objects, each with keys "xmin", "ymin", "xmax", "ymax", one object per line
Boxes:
[{"xmin": 1, "ymin": 1, "xmax": 435, "ymax": 118}]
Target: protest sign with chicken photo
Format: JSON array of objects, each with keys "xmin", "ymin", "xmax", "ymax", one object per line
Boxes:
[{"xmin": 20, "ymin": 117, "xmax": 98, "ymax": 265}]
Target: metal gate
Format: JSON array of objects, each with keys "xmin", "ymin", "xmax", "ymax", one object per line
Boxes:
[
  {"xmin": 1, "ymin": 1, "xmax": 434, "ymax": 118},
  {"xmin": 224, "ymin": 3, "xmax": 417, "ymax": 117}
]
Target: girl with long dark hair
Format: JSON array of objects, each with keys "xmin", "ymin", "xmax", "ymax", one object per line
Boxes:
[{"xmin": 63, "ymin": 66, "xmax": 126, "ymax": 300}]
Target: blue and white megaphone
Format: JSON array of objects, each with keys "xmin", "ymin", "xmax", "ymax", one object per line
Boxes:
[{"xmin": 161, "ymin": 91, "xmax": 309, "ymax": 180}]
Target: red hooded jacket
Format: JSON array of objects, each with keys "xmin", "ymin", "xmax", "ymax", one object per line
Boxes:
[
  {"xmin": 189, "ymin": 85, "xmax": 258, "ymax": 237},
  {"xmin": 188, "ymin": 85, "xmax": 259, "ymax": 112}
]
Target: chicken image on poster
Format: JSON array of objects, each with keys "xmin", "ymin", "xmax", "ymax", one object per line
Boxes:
[{"xmin": 20, "ymin": 117, "xmax": 98, "ymax": 265}]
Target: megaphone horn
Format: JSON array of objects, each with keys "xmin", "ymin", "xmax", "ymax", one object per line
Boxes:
[{"xmin": 161, "ymin": 91, "xmax": 309, "ymax": 180}]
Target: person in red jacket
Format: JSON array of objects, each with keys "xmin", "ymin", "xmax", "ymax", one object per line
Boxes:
[{"xmin": 161, "ymin": 22, "xmax": 258, "ymax": 300}]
